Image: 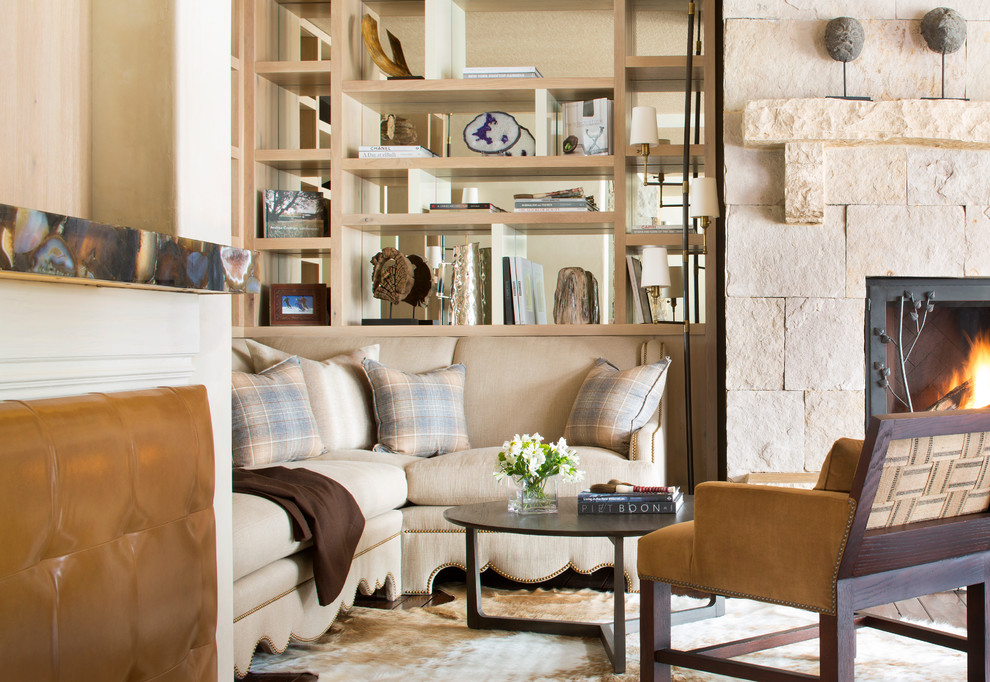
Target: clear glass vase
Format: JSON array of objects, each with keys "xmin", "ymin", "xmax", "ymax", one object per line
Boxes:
[{"xmin": 508, "ymin": 475, "xmax": 558, "ymax": 514}]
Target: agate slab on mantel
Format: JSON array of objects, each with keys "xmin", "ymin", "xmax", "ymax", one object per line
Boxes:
[{"xmin": 0, "ymin": 202, "xmax": 260, "ymax": 294}]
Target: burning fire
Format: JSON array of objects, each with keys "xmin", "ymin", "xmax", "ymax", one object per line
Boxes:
[{"xmin": 946, "ymin": 332, "xmax": 990, "ymax": 410}]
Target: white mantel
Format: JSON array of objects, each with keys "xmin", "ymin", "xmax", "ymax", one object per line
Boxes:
[{"xmin": 743, "ymin": 98, "xmax": 990, "ymax": 223}]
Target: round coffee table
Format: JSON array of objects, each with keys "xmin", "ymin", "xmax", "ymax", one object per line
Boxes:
[{"xmin": 443, "ymin": 496, "xmax": 721, "ymax": 674}]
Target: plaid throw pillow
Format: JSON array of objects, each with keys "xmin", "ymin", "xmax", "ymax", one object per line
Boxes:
[
  {"xmin": 231, "ymin": 356, "xmax": 324, "ymax": 467},
  {"xmin": 564, "ymin": 357, "xmax": 671, "ymax": 456},
  {"xmin": 362, "ymin": 359, "xmax": 470, "ymax": 457}
]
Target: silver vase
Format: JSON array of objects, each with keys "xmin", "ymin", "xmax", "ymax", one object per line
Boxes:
[{"xmin": 450, "ymin": 243, "xmax": 484, "ymax": 325}]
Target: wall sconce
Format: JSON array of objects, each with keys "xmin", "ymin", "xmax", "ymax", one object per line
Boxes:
[
  {"xmin": 640, "ymin": 246, "xmax": 670, "ymax": 324},
  {"xmin": 664, "ymin": 265, "xmax": 684, "ymax": 320},
  {"xmin": 630, "ymin": 105, "xmax": 661, "ymax": 186},
  {"xmin": 689, "ymin": 175, "xmax": 720, "ymax": 226}
]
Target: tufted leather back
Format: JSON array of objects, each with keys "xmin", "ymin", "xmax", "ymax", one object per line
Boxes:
[{"xmin": 0, "ymin": 385, "xmax": 217, "ymax": 681}]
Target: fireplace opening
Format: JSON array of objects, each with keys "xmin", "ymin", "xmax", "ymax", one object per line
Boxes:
[{"xmin": 865, "ymin": 277, "xmax": 990, "ymax": 422}]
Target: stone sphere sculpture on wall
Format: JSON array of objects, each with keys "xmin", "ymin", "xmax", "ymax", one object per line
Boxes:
[
  {"xmin": 920, "ymin": 7, "xmax": 967, "ymax": 99},
  {"xmin": 824, "ymin": 17, "xmax": 868, "ymax": 100},
  {"xmin": 921, "ymin": 7, "xmax": 967, "ymax": 54},
  {"xmin": 824, "ymin": 17, "xmax": 865, "ymax": 63}
]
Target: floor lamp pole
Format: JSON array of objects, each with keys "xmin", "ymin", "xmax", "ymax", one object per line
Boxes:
[{"xmin": 681, "ymin": 0, "xmax": 696, "ymax": 493}]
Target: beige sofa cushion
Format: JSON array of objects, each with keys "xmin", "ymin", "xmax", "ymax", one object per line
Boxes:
[
  {"xmin": 247, "ymin": 339, "xmax": 379, "ymax": 451},
  {"xmin": 232, "ymin": 460, "xmax": 407, "ymax": 581},
  {"xmin": 405, "ymin": 445, "xmax": 665, "ymax": 506}
]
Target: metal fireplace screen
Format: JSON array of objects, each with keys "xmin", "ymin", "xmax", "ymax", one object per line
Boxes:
[{"xmin": 866, "ymin": 277, "xmax": 990, "ymax": 425}]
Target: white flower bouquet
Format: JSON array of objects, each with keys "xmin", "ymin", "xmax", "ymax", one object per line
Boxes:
[{"xmin": 494, "ymin": 433, "xmax": 584, "ymax": 513}]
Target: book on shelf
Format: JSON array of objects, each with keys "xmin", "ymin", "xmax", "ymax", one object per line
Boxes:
[
  {"xmin": 501, "ymin": 256, "xmax": 547, "ymax": 325},
  {"xmin": 629, "ymin": 224, "xmax": 689, "ymax": 234},
  {"xmin": 626, "ymin": 254, "xmax": 652, "ymax": 324},
  {"xmin": 358, "ymin": 145, "xmax": 437, "ymax": 159},
  {"xmin": 561, "ymin": 98, "xmax": 613, "ymax": 156},
  {"xmin": 462, "ymin": 66, "xmax": 542, "ymax": 78},
  {"xmin": 429, "ymin": 202, "xmax": 507, "ymax": 213},
  {"xmin": 530, "ymin": 261, "xmax": 548, "ymax": 325},
  {"xmin": 577, "ymin": 490, "xmax": 684, "ymax": 515},
  {"xmin": 263, "ymin": 189, "xmax": 329, "ymax": 239},
  {"xmin": 502, "ymin": 257, "xmax": 515, "ymax": 325},
  {"xmin": 515, "ymin": 206, "xmax": 594, "ymax": 213},
  {"xmin": 514, "ymin": 187, "xmax": 586, "ymax": 200}
]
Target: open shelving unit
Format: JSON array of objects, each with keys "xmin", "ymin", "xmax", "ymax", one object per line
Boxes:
[{"xmin": 232, "ymin": 0, "xmax": 721, "ymax": 480}]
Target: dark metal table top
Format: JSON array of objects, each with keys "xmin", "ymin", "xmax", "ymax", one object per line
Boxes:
[{"xmin": 443, "ymin": 496, "xmax": 693, "ymax": 538}]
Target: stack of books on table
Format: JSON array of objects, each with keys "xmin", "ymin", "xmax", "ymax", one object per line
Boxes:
[
  {"xmin": 577, "ymin": 486, "xmax": 683, "ymax": 514},
  {"xmin": 462, "ymin": 66, "xmax": 543, "ymax": 79},
  {"xmin": 514, "ymin": 188, "xmax": 599, "ymax": 213},
  {"xmin": 429, "ymin": 202, "xmax": 507, "ymax": 213},
  {"xmin": 358, "ymin": 145, "xmax": 437, "ymax": 159}
]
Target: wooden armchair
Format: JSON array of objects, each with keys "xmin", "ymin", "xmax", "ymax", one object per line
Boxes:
[{"xmin": 638, "ymin": 409, "xmax": 990, "ymax": 681}]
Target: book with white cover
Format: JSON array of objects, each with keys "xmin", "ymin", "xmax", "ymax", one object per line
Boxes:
[
  {"xmin": 509, "ymin": 257, "xmax": 526, "ymax": 325},
  {"xmin": 462, "ymin": 66, "xmax": 542, "ymax": 78},
  {"xmin": 358, "ymin": 145, "xmax": 437, "ymax": 158},
  {"xmin": 519, "ymin": 258, "xmax": 537, "ymax": 325},
  {"xmin": 530, "ymin": 261, "xmax": 548, "ymax": 324}
]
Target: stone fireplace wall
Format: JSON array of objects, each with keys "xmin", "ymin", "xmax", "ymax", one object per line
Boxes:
[{"xmin": 723, "ymin": 1, "xmax": 990, "ymax": 479}]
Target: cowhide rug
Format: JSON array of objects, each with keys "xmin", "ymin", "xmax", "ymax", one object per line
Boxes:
[{"xmin": 247, "ymin": 583, "xmax": 966, "ymax": 681}]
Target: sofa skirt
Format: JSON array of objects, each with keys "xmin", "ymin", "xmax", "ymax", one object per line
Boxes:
[
  {"xmin": 233, "ymin": 510, "xmax": 402, "ymax": 677},
  {"xmin": 400, "ymin": 505, "xmax": 641, "ymax": 595}
]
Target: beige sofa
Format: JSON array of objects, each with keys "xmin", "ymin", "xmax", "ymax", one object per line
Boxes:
[{"xmin": 231, "ymin": 333, "xmax": 669, "ymax": 675}]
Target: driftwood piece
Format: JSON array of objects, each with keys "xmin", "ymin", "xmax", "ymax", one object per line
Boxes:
[
  {"xmin": 361, "ymin": 15, "xmax": 414, "ymax": 78},
  {"xmin": 380, "ymin": 114, "xmax": 418, "ymax": 146},
  {"xmin": 553, "ymin": 267, "xmax": 599, "ymax": 325}
]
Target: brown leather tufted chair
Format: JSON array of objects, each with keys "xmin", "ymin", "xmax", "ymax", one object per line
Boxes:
[
  {"xmin": 638, "ymin": 409, "xmax": 990, "ymax": 681},
  {"xmin": 0, "ymin": 385, "xmax": 217, "ymax": 681}
]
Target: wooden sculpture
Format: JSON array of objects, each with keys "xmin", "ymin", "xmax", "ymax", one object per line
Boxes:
[{"xmin": 361, "ymin": 15, "xmax": 416, "ymax": 79}]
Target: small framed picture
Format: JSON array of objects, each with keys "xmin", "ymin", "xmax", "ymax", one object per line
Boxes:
[{"xmin": 269, "ymin": 283, "xmax": 328, "ymax": 326}]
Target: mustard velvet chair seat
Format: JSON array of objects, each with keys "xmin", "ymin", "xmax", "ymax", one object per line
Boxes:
[{"xmin": 638, "ymin": 410, "xmax": 990, "ymax": 681}]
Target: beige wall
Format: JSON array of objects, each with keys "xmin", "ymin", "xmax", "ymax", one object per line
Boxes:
[{"xmin": 0, "ymin": 1, "xmax": 233, "ymax": 677}]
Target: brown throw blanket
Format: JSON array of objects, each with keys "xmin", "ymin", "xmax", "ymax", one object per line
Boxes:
[{"xmin": 232, "ymin": 467, "xmax": 365, "ymax": 606}]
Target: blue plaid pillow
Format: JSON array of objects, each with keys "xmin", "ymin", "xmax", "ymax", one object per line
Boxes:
[
  {"xmin": 362, "ymin": 359, "xmax": 470, "ymax": 457},
  {"xmin": 231, "ymin": 356, "xmax": 324, "ymax": 467},
  {"xmin": 564, "ymin": 357, "xmax": 671, "ymax": 456}
]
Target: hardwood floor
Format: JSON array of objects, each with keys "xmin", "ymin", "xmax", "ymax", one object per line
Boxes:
[{"xmin": 356, "ymin": 567, "xmax": 970, "ymax": 631}]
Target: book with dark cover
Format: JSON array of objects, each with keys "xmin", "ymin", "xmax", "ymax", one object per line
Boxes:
[
  {"xmin": 577, "ymin": 490, "xmax": 683, "ymax": 514},
  {"xmin": 502, "ymin": 257, "xmax": 515, "ymax": 325},
  {"xmin": 429, "ymin": 202, "xmax": 507, "ymax": 213}
]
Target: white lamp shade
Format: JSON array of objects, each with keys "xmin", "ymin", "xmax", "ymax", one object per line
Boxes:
[
  {"xmin": 640, "ymin": 247, "xmax": 670, "ymax": 288},
  {"xmin": 426, "ymin": 246, "xmax": 443, "ymax": 270},
  {"xmin": 689, "ymin": 177, "xmax": 720, "ymax": 218},
  {"xmin": 663, "ymin": 265, "xmax": 684, "ymax": 296},
  {"xmin": 629, "ymin": 106, "xmax": 660, "ymax": 147}
]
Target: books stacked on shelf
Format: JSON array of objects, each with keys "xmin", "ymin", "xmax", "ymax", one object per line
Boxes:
[
  {"xmin": 462, "ymin": 66, "xmax": 543, "ymax": 79},
  {"xmin": 561, "ymin": 98, "xmax": 613, "ymax": 155},
  {"xmin": 429, "ymin": 202, "xmax": 507, "ymax": 213},
  {"xmin": 577, "ymin": 486, "xmax": 683, "ymax": 514},
  {"xmin": 358, "ymin": 145, "xmax": 437, "ymax": 159},
  {"xmin": 514, "ymin": 187, "xmax": 598, "ymax": 213},
  {"xmin": 502, "ymin": 256, "xmax": 547, "ymax": 325}
]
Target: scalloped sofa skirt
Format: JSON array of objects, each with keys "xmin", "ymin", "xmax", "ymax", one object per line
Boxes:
[{"xmin": 231, "ymin": 334, "xmax": 669, "ymax": 676}]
